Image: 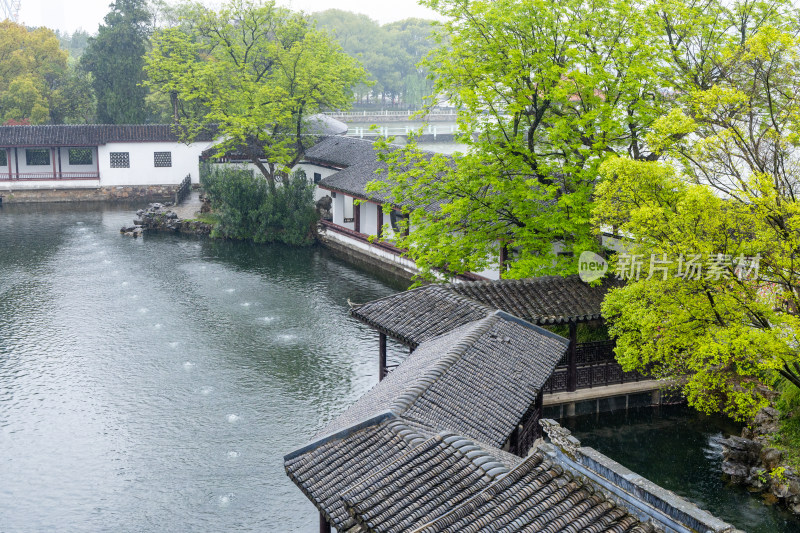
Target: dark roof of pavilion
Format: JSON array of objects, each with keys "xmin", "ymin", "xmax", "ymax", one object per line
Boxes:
[
  {"xmin": 303, "ymin": 135, "xmax": 382, "ymax": 169},
  {"xmin": 284, "ymin": 311, "xmax": 569, "ymax": 530},
  {"xmin": 312, "ymin": 311, "xmax": 568, "ymax": 446},
  {"xmin": 411, "ymin": 450, "xmax": 654, "ymax": 533},
  {"xmin": 0, "ymin": 124, "xmax": 217, "ymax": 146},
  {"xmin": 310, "ymin": 136, "xmax": 445, "ymax": 213},
  {"xmin": 286, "ymin": 416, "xmax": 654, "ymax": 533},
  {"xmin": 340, "ymin": 432, "xmax": 519, "ymax": 533},
  {"xmin": 351, "ymin": 275, "xmax": 619, "ymax": 347}
]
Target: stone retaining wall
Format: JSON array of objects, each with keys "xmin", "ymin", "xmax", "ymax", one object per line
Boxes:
[
  {"xmin": 720, "ymin": 407, "xmax": 800, "ymax": 514},
  {"xmin": 0, "ymin": 185, "xmax": 180, "ymax": 204}
]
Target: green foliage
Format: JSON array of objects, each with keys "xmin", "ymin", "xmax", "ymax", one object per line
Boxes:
[
  {"xmin": 312, "ymin": 10, "xmax": 436, "ymax": 107},
  {"xmin": 0, "ymin": 21, "xmax": 68, "ymax": 124},
  {"xmin": 200, "ymin": 163, "xmax": 318, "ymax": 245},
  {"xmin": 80, "ymin": 0, "xmax": 151, "ymax": 124},
  {"xmin": 371, "ymin": 0, "xmax": 668, "ymax": 280},
  {"xmin": 145, "ymin": 0, "xmax": 366, "ymax": 184},
  {"xmin": 593, "ymin": 0, "xmax": 800, "ymax": 420},
  {"xmin": 771, "ymin": 417, "xmax": 800, "ymax": 471},
  {"xmin": 55, "ymin": 29, "xmax": 91, "ymax": 63}
]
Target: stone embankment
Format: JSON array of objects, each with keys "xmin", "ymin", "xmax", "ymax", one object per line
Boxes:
[
  {"xmin": 720, "ymin": 407, "xmax": 800, "ymax": 513},
  {"xmin": 120, "ymin": 201, "xmax": 211, "ymax": 237}
]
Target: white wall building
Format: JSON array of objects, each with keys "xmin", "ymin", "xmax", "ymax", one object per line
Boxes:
[
  {"xmin": 0, "ymin": 125, "xmax": 215, "ymax": 192},
  {"xmin": 300, "ymin": 136, "xmax": 499, "ymax": 281}
]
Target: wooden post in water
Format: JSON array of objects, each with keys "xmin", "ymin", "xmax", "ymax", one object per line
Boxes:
[
  {"xmin": 567, "ymin": 322, "xmax": 578, "ymax": 392},
  {"xmin": 319, "ymin": 513, "xmax": 331, "ymax": 533},
  {"xmin": 379, "ymin": 333, "xmax": 387, "ymax": 381}
]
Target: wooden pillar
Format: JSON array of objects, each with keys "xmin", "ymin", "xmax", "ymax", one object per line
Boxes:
[
  {"xmin": 379, "ymin": 332, "xmax": 387, "ymax": 381},
  {"xmin": 51, "ymin": 147, "xmax": 56, "ymax": 179},
  {"xmin": 319, "ymin": 512, "xmax": 331, "ymax": 533},
  {"xmin": 377, "ymin": 207, "xmax": 383, "ymax": 239},
  {"xmin": 499, "ymin": 244, "xmax": 509, "ymax": 278},
  {"xmin": 354, "ymin": 199, "xmax": 361, "ymax": 233},
  {"xmin": 534, "ymin": 389, "xmax": 544, "ymax": 440},
  {"xmin": 14, "ymin": 148, "xmax": 19, "ymax": 180},
  {"xmin": 57, "ymin": 147, "xmax": 62, "ymax": 178},
  {"xmin": 6, "ymin": 149, "xmax": 10, "ymax": 180},
  {"xmin": 567, "ymin": 322, "xmax": 578, "ymax": 392}
]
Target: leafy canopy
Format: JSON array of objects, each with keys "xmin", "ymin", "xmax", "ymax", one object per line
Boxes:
[
  {"xmin": 0, "ymin": 21, "xmax": 68, "ymax": 124},
  {"xmin": 594, "ymin": 0, "xmax": 800, "ymax": 420},
  {"xmin": 144, "ymin": 0, "xmax": 366, "ymax": 185},
  {"xmin": 81, "ymin": 0, "xmax": 151, "ymax": 124},
  {"xmin": 371, "ymin": 0, "xmax": 668, "ymax": 280}
]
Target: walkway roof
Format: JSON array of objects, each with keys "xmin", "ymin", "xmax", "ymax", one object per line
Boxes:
[
  {"xmin": 0, "ymin": 124, "xmax": 217, "ymax": 146},
  {"xmin": 285, "ymin": 311, "xmax": 569, "ymax": 530},
  {"xmin": 351, "ymin": 275, "xmax": 619, "ymax": 347}
]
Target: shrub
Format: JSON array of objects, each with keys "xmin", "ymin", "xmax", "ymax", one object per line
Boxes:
[{"xmin": 200, "ymin": 162, "xmax": 318, "ymax": 245}]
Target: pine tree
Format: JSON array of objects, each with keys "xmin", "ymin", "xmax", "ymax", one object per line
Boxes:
[{"xmin": 81, "ymin": 0, "xmax": 150, "ymax": 124}]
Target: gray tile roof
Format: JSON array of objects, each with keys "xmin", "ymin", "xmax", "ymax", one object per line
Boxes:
[
  {"xmin": 340, "ymin": 433, "xmax": 519, "ymax": 533},
  {"xmin": 285, "ymin": 312, "xmax": 569, "ymax": 530},
  {"xmin": 349, "ymin": 284, "xmax": 494, "ymax": 348},
  {"xmin": 303, "ymin": 135, "xmax": 381, "ymax": 169},
  {"xmin": 448, "ymin": 276, "xmax": 620, "ymax": 325},
  {"xmin": 412, "ymin": 451, "xmax": 653, "ymax": 533},
  {"xmin": 284, "ymin": 414, "xmax": 435, "ymax": 530},
  {"xmin": 0, "ymin": 125, "xmax": 216, "ymax": 146},
  {"xmin": 313, "ymin": 311, "xmax": 568, "ymax": 447},
  {"xmin": 309, "ymin": 136, "xmax": 443, "ymax": 213},
  {"xmin": 351, "ymin": 275, "xmax": 620, "ymax": 347}
]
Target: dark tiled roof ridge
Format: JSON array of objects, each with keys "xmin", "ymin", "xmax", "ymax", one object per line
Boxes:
[
  {"xmin": 493, "ymin": 310, "xmax": 571, "ymax": 345},
  {"xmin": 349, "ymin": 284, "xmax": 496, "ymax": 343},
  {"xmin": 390, "ymin": 314, "xmax": 498, "ymax": 417},
  {"xmin": 284, "ymin": 412, "xmax": 429, "ymax": 462}
]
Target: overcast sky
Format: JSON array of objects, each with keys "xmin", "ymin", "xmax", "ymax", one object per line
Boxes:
[{"xmin": 17, "ymin": 0, "xmax": 442, "ymax": 34}]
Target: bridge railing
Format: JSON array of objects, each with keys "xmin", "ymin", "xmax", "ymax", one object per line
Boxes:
[
  {"xmin": 325, "ymin": 108, "xmax": 457, "ymax": 118},
  {"xmin": 174, "ymin": 174, "xmax": 191, "ymax": 205}
]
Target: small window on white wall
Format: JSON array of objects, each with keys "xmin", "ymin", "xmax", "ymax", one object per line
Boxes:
[
  {"xmin": 343, "ymin": 195, "xmax": 354, "ymax": 223},
  {"xmin": 68, "ymin": 148, "xmax": 92, "ymax": 165},
  {"xmin": 26, "ymin": 149, "xmax": 50, "ymax": 166},
  {"xmin": 154, "ymin": 152, "xmax": 172, "ymax": 167},
  {"xmin": 110, "ymin": 152, "xmax": 130, "ymax": 168}
]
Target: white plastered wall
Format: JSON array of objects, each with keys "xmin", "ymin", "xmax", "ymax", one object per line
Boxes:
[{"xmin": 98, "ymin": 141, "xmax": 210, "ymax": 186}]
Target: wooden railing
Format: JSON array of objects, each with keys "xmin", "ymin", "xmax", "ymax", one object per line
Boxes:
[
  {"xmin": 544, "ymin": 340, "xmax": 647, "ymax": 393},
  {"xmin": 0, "ymin": 171, "xmax": 99, "ymax": 181},
  {"xmin": 174, "ymin": 174, "xmax": 191, "ymax": 205},
  {"xmin": 507, "ymin": 393, "xmax": 544, "ymax": 456}
]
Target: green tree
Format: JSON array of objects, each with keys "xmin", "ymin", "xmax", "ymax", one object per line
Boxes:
[
  {"xmin": 371, "ymin": 0, "xmax": 667, "ymax": 280},
  {"xmin": 312, "ymin": 10, "xmax": 436, "ymax": 107},
  {"xmin": 593, "ymin": 1, "xmax": 800, "ymax": 420},
  {"xmin": 0, "ymin": 21, "xmax": 68, "ymax": 124},
  {"xmin": 81, "ymin": 0, "xmax": 151, "ymax": 123},
  {"xmin": 50, "ymin": 67, "xmax": 97, "ymax": 123},
  {"xmin": 144, "ymin": 0, "xmax": 365, "ymax": 188}
]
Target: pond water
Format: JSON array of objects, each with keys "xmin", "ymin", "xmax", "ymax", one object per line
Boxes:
[
  {"xmin": 0, "ymin": 203, "xmax": 408, "ymax": 532},
  {"xmin": 568, "ymin": 406, "xmax": 800, "ymax": 533},
  {"xmin": 2, "ymin": 202, "xmax": 798, "ymax": 533}
]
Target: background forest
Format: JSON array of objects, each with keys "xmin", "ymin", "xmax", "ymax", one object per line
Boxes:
[{"xmin": 0, "ymin": 0, "xmax": 435, "ymax": 126}]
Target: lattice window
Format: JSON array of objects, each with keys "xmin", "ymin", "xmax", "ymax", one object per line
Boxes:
[
  {"xmin": 68, "ymin": 148, "xmax": 92, "ymax": 165},
  {"xmin": 26, "ymin": 149, "xmax": 50, "ymax": 166},
  {"xmin": 0, "ymin": 150, "xmax": 7, "ymax": 166},
  {"xmin": 154, "ymin": 151, "xmax": 172, "ymax": 167},
  {"xmin": 110, "ymin": 152, "xmax": 130, "ymax": 168}
]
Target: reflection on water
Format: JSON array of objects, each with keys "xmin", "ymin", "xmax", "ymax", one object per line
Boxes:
[
  {"xmin": 0, "ymin": 203, "xmax": 407, "ymax": 532},
  {"xmin": 567, "ymin": 405, "xmax": 800, "ymax": 533}
]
